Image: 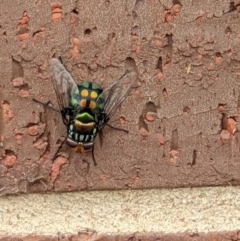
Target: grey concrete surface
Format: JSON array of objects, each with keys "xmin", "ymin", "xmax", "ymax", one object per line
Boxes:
[{"xmin": 0, "ymin": 187, "xmax": 239, "ymax": 235}]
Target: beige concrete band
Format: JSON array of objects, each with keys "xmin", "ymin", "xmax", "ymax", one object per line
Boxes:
[{"xmin": 0, "ymin": 187, "xmax": 239, "ymax": 235}]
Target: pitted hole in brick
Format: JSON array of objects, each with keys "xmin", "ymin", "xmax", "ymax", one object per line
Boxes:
[
  {"xmin": 12, "ymin": 58, "xmax": 24, "ymax": 79},
  {"xmin": 229, "ymin": 2, "xmax": 240, "ymax": 12},
  {"xmin": 56, "ymin": 138, "xmax": 64, "ymax": 145},
  {"xmin": 4, "ymin": 150, "xmax": 17, "ymax": 168},
  {"xmin": 3, "ymin": 31, "xmax": 7, "ymax": 42},
  {"xmin": 183, "ymin": 106, "xmax": 190, "ymax": 114},
  {"xmin": 229, "ymin": 2, "xmax": 236, "ymax": 11},
  {"xmin": 189, "ymin": 233, "xmax": 200, "ymax": 238},
  {"xmin": 18, "ymin": 26, "xmax": 28, "ymax": 35},
  {"xmin": 172, "ymin": 0, "xmax": 182, "ymax": 5},
  {"xmin": 131, "ymin": 25, "xmax": 139, "ymax": 32},
  {"xmin": 145, "ymin": 102, "xmax": 157, "ymax": 122},
  {"xmin": 2, "ymin": 100, "xmax": 13, "ymax": 120},
  {"xmin": 156, "ymin": 57, "xmax": 163, "ymax": 71},
  {"xmin": 132, "ymin": 0, "xmax": 143, "ymax": 20},
  {"xmin": 228, "ymin": 116, "xmax": 237, "ymax": 134},
  {"xmin": 225, "ymin": 26, "xmax": 232, "ymax": 34},
  {"xmin": 125, "ymin": 57, "xmax": 140, "ymax": 85},
  {"xmin": 108, "ymin": 32, "xmax": 116, "ymax": 42},
  {"xmin": 165, "ymin": 34, "xmax": 173, "ymax": 60},
  {"xmin": 218, "ymin": 103, "xmax": 227, "ymax": 113},
  {"xmin": 139, "ymin": 115, "xmax": 148, "ymax": 130},
  {"xmin": 19, "ymin": 83, "xmax": 29, "ymax": 91},
  {"xmin": 215, "ymin": 52, "xmax": 222, "ymax": 57},
  {"xmin": 166, "ymin": 34, "xmax": 173, "ymax": 46},
  {"xmin": 133, "ymin": 0, "xmax": 143, "ymax": 9},
  {"xmin": 32, "ymin": 29, "xmax": 43, "ymax": 37},
  {"xmin": 193, "ymin": 149, "xmax": 197, "ymax": 165},
  {"xmin": 45, "ymin": 132, "xmax": 51, "ymax": 153},
  {"xmin": 84, "ymin": 28, "xmax": 92, "ymax": 36},
  {"xmin": 138, "ymin": 115, "xmax": 149, "ymax": 137},
  {"xmin": 162, "ymin": 88, "xmax": 168, "ymax": 98},
  {"xmin": 146, "ymin": 101, "xmax": 157, "ymax": 113},
  {"xmin": 24, "ymin": 123, "xmax": 38, "ymax": 128},
  {"xmin": 40, "ymin": 112, "xmax": 45, "ymax": 123},
  {"xmin": 125, "ymin": 57, "xmax": 137, "ymax": 70},
  {"xmin": 105, "ymin": 0, "xmax": 110, "ymax": 7},
  {"xmin": 132, "ymin": 10, "xmax": 138, "ymax": 20},
  {"xmin": 221, "ymin": 113, "xmax": 228, "ymax": 130},
  {"xmin": 71, "ymin": 8, "xmax": 79, "ymax": 15},
  {"xmin": 2, "ymin": 100, "xmax": 9, "ymax": 105},
  {"xmin": 170, "ymin": 129, "xmax": 178, "ymax": 151},
  {"xmin": 188, "ymin": 149, "xmax": 197, "ymax": 166},
  {"xmin": 5, "ymin": 149, "xmax": 15, "ymax": 156}
]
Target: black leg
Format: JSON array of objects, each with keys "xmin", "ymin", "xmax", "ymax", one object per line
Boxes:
[
  {"xmin": 106, "ymin": 123, "xmax": 129, "ymax": 133},
  {"xmin": 52, "ymin": 138, "xmax": 66, "ymax": 162},
  {"xmin": 91, "ymin": 145, "xmax": 97, "ymax": 166},
  {"xmin": 32, "ymin": 98, "xmax": 60, "ymax": 113}
]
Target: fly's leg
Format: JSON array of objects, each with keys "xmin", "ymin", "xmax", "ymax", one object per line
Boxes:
[
  {"xmin": 32, "ymin": 98, "xmax": 60, "ymax": 113},
  {"xmin": 52, "ymin": 138, "xmax": 66, "ymax": 162},
  {"xmin": 99, "ymin": 113, "xmax": 129, "ymax": 134},
  {"xmin": 33, "ymin": 98, "xmax": 72, "ymax": 126},
  {"xmin": 106, "ymin": 123, "xmax": 129, "ymax": 134},
  {"xmin": 91, "ymin": 145, "xmax": 97, "ymax": 166}
]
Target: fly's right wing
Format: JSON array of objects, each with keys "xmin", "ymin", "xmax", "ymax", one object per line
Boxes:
[
  {"xmin": 49, "ymin": 58, "xmax": 80, "ymax": 113},
  {"xmin": 96, "ymin": 68, "xmax": 137, "ymax": 130},
  {"xmin": 101, "ymin": 68, "xmax": 136, "ymax": 118}
]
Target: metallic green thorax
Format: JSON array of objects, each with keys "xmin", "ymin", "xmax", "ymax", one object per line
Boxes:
[
  {"xmin": 70, "ymin": 82, "xmax": 105, "ymax": 114},
  {"xmin": 67, "ymin": 82, "xmax": 105, "ymax": 145},
  {"xmin": 76, "ymin": 112, "xmax": 94, "ymax": 123}
]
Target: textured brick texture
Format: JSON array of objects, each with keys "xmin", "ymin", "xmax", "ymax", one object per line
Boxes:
[
  {"xmin": 1, "ymin": 232, "xmax": 240, "ymax": 241},
  {"xmin": 1, "ymin": 0, "xmax": 240, "ymax": 196}
]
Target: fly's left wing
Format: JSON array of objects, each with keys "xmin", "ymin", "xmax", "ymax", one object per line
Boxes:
[
  {"xmin": 49, "ymin": 58, "xmax": 80, "ymax": 112},
  {"xmin": 97, "ymin": 68, "xmax": 136, "ymax": 129}
]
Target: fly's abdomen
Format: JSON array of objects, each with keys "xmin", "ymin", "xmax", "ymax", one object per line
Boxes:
[
  {"xmin": 66, "ymin": 111, "xmax": 97, "ymax": 153},
  {"xmin": 68, "ymin": 127, "xmax": 96, "ymax": 143},
  {"xmin": 71, "ymin": 82, "xmax": 105, "ymax": 114}
]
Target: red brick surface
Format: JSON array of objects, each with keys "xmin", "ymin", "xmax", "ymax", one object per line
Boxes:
[{"xmin": 1, "ymin": 1, "xmax": 240, "ymax": 195}]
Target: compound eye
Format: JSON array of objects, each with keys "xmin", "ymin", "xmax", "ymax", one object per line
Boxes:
[
  {"xmin": 83, "ymin": 142, "xmax": 93, "ymax": 150},
  {"xmin": 66, "ymin": 138, "xmax": 78, "ymax": 148}
]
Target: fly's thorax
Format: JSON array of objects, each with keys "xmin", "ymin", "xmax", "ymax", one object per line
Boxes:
[
  {"xmin": 73, "ymin": 112, "xmax": 95, "ymax": 133},
  {"xmin": 70, "ymin": 82, "xmax": 105, "ymax": 114}
]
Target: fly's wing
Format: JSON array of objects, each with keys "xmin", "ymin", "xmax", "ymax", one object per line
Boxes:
[
  {"xmin": 97, "ymin": 68, "xmax": 136, "ymax": 129},
  {"xmin": 49, "ymin": 58, "xmax": 80, "ymax": 112}
]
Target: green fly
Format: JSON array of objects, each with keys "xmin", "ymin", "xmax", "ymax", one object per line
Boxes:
[{"xmin": 33, "ymin": 58, "xmax": 136, "ymax": 165}]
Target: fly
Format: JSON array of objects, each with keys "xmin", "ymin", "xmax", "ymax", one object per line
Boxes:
[{"xmin": 33, "ymin": 57, "xmax": 136, "ymax": 165}]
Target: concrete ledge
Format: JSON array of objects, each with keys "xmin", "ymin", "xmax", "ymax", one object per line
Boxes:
[{"xmin": 0, "ymin": 187, "xmax": 239, "ymax": 235}]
